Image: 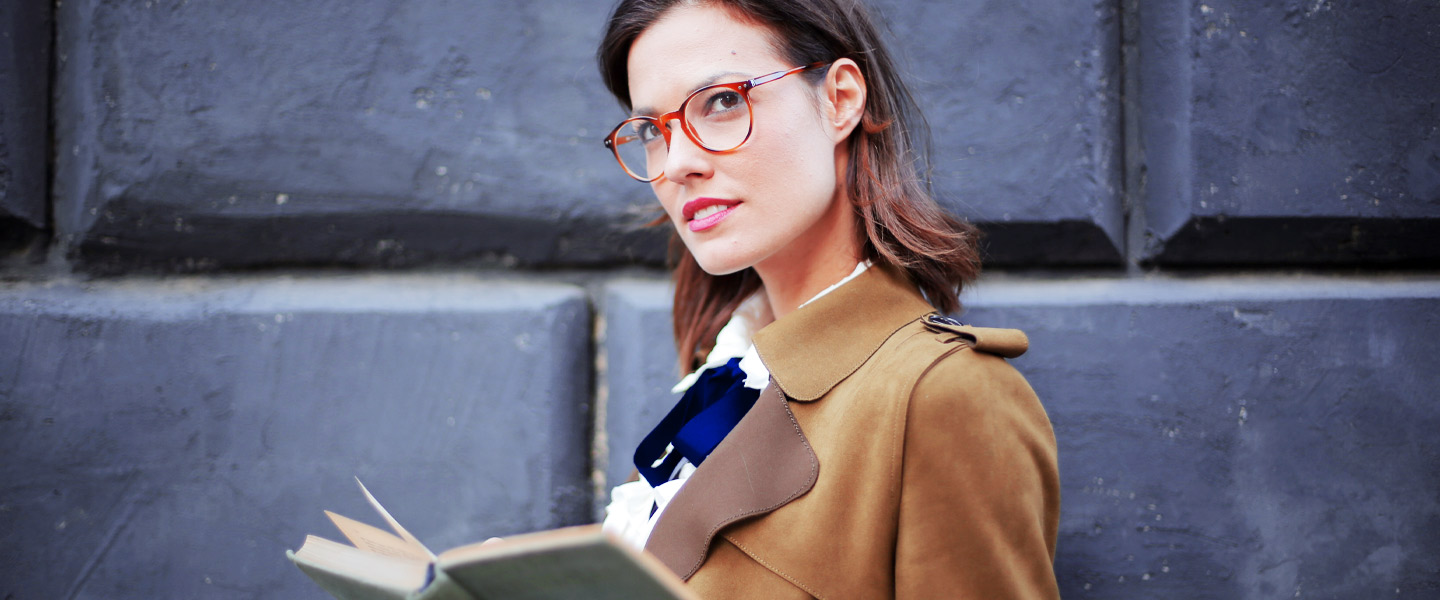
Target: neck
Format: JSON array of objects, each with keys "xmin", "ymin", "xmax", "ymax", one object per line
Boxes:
[
  {"xmin": 757, "ymin": 255, "xmax": 860, "ymax": 320},
  {"xmin": 753, "ymin": 194, "xmax": 862, "ymax": 320}
]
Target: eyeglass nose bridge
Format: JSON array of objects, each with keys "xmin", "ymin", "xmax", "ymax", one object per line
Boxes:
[
  {"xmin": 654, "ymin": 106, "xmax": 709, "ymax": 153},
  {"xmin": 655, "ymin": 116, "xmax": 720, "ymax": 183}
]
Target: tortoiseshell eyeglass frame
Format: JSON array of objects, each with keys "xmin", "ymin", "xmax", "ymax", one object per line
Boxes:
[{"xmin": 603, "ymin": 61, "xmax": 832, "ymax": 182}]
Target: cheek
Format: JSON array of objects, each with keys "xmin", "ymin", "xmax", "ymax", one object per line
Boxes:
[
  {"xmin": 757, "ymin": 100, "xmax": 833, "ymax": 172},
  {"xmin": 750, "ymin": 115, "xmax": 837, "ymax": 196},
  {"xmin": 650, "ymin": 182, "xmax": 682, "ymax": 221}
]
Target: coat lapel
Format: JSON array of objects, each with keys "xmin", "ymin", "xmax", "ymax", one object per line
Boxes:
[
  {"xmin": 644, "ymin": 382, "xmax": 819, "ymax": 580},
  {"xmin": 644, "ymin": 266, "xmax": 936, "ymax": 580}
]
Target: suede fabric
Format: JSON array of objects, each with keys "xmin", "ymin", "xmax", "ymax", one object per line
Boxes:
[{"xmin": 644, "ymin": 266, "xmax": 1060, "ymax": 599}]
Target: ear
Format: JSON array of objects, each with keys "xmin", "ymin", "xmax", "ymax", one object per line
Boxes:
[{"xmin": 823, "ymin": 58, "xmax": 866, "ymax": 143}]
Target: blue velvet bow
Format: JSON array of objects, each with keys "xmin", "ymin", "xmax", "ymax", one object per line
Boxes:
[{"xmin": 634, "ymin": 357, "xmax": 761, "ymax": 488}]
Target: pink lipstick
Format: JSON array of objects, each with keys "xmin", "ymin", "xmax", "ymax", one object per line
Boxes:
[{"xmin": 682, "ymin": 197, "xmax": 740, "ymax": 232}]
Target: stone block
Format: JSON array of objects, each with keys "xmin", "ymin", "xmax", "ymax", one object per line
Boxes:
[
  {"xmin": 0, "ymin": 1, "xmax": 50, "ymax": 229},
  {"xmin": 874, "ymin": 0, "xmax": 1125, "ymax": 265},
  {"xmin": 1136, "ymin": 0, "xmax": 1440, "ymax": 264},
  {"xmin": 0, "ymin": 276, "xmax": 592, "ymax": 599},
  {"xmin": 597, "ymin": 278, "xmax": 680, "ymax": 516},
  {"xmin": 959, "ymin": 276, "xmax": 1440, "ymax": 598},
  {"xmin": 51, "ymin": 0, "xmax": 664, "ymax": 273}
]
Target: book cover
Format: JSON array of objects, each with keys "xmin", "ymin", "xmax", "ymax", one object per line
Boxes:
[{"xmin": 288, "ymin": 479, "xmax": 695, "ymax": 600}]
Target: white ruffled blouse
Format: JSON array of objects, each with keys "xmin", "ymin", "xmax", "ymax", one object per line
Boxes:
[{"xmin": 602, "ymin": 262, "xmax": 870, "ymax": 551}]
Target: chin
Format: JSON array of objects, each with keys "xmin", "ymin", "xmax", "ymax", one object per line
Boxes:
[
  {"xmin": 693, "ymin": 257, "xmax": 750, "ymax": 277},
  {"xmin": 689, "ymin": 247, "xmax": 756, "ymax": 277}
]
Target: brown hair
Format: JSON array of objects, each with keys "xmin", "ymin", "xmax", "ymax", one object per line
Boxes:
[{"xmin": 599, "ymin": 0, "xmax": 981, "ymax": 372}]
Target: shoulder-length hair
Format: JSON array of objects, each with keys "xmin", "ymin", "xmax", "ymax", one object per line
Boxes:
[{"xmin": 599, "ymin": 0, "xmax": 982, "ymax": 372}]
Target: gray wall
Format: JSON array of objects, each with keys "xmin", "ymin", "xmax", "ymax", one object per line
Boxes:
[
  {"xmin": 0, "ymin": 1, "xmax": 50, "ymax": 257},
  {"xmin": 2, "ymin": 0, "xmax": 1437, "ymax": 598}
]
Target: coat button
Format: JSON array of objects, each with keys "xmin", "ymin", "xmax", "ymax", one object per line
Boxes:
[{"xmin": 927, "ymin": 314, "xmax": 964, "ymax": 327}]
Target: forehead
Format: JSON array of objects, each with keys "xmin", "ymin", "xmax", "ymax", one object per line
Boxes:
[{"xmin": 626, "ymin": 4, "xmax": 786, "ymax": 111}]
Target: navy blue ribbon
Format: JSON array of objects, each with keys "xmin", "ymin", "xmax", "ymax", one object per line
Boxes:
[{"xmin": 634, "ymin": 357, "xmax": 761, "ymax": 488}]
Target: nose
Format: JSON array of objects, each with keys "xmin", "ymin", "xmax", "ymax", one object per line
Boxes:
[{"xmin": 660, "ymin": 123, "xmax": 713, "ymax": 184}]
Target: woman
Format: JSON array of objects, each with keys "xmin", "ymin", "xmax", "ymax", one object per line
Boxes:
[{"xmin": 597, "ymin": 0, "xmax": 1060, "ymax": 597}]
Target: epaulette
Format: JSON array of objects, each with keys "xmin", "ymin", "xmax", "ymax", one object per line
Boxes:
[{"xmin": 921, "ymin": 314, "xmax": 1029, "ymax": 359}]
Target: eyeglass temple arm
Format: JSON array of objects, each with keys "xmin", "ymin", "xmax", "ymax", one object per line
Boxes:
[{"xmin": 749, "ymin": 61, "xmax": 831, "ymax": 86}]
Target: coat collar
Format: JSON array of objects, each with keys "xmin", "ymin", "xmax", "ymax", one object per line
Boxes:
[
  {"xmin": 644, "ymin": 265, "xmax": 936, "ymax": 580},
  {"xmin": 754, "ymin": 265, "xmax": 936, "ymax": 401}
]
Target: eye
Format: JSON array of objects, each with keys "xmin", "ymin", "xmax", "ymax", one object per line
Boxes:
[
  {"xmin": 703, "ymin": 90, "xmax": 744, "ymax": 116},
  {"xmin": 637, "ymin": 121, "xmax": 664, "ymax": 144}
]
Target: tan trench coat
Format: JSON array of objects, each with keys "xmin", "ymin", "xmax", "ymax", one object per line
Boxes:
[{"xmin": 644, "ymin": 266, "xmax": 1060, "ymax": 599}]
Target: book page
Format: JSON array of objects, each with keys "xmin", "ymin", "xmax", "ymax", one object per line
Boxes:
[
  {"xmin": 326, "ymin": 511, "xmax": 432, "ymax": 562},
  {"xmin": 355, "ymin": 477, "xmax": 436, "ymax": 560},
  {"xmin": 289, "ymin": 535, "xmax": 430, "ymax": 600}
]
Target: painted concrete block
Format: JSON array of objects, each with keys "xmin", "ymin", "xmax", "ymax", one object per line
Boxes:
[
  {"xmin": 1136, "ymin": 0, "xmax": 1440, "ymax": 264},
  {"xmin": 960, "ymin": 277, "xmax": 1440, "ymax": 598},
  {"xmin": 597, "ymin": 278, "xmax": 680, "ymax": 516},
  {"xmin": 0, "ymin": 276, "xmax": 591, "ymax": 599},
  {"xmin": 0, "ymin": 1, "xmax": 50, "ymax": 229},
  {"xmin": 875, "ymin": 0, "xmax": 1125, "ymax": 265},
  {"xmin": 51, "ymin": 0, "xmax": 664, "ymax": 273}
]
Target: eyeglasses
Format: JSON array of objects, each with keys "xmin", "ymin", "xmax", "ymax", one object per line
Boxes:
[{"xmin": 603, "ymin": 62, "xmax": 831, "ymax": 182}]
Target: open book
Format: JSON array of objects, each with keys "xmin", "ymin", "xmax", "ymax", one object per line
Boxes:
[{"xmin": 287, "ymin": 479, "xmax": 696, "ymax": 600}]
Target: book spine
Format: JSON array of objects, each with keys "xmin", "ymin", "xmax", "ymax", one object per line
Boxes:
[{"xmin": 409, "ymin": 569, "xmax": 476, "ymax": 600}]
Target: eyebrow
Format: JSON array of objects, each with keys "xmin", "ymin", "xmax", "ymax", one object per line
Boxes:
[{"xmin": 631, "ymin": 70, "xmax": 750, "ymax": 117}]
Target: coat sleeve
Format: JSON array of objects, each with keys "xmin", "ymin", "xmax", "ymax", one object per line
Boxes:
[{"xmin": 894, "ymin": 348, "xmax": 1060, "ymax": 599}]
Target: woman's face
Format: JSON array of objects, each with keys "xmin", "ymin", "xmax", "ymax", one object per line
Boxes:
[{"xmin": 626, "ymin": 3, "xmax": 859, "ymax": 278}]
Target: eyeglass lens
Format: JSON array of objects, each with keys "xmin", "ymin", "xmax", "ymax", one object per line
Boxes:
[{"xmin": 612, "ymin": 85, "xmax": 753, "ymax": 181}]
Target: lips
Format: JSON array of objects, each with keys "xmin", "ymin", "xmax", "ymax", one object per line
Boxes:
[{"xmin": 682, "ymin": 197, "xmax": 740, "ymax": 232}]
